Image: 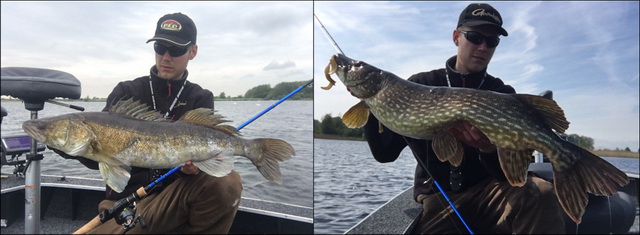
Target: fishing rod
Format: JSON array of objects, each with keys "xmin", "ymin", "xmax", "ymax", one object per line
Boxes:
[
  {"xmin": 73, "ymin": 79, "xmax": 313, "ymax": 234},
  {"xmin": 314, "ymin": 14, "xmax": 345, "ymax": 55},
  {"xmin": 313, "ymin": 14, "xmax": 474, "ymax": 234}
]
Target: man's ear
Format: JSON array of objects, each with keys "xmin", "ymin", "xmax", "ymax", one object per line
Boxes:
[
  {"xmin": 453, "ymin": 29, "xmax": 460, "ymax": 46},
  {"xmin": 189, "ymin": 44, "xmax": 198, "ymax": 60}
]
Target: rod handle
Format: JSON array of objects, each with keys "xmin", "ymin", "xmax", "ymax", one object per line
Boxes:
[{"xmin": 73, "ymin": 215, "xmax": 101, "ymax": 234}]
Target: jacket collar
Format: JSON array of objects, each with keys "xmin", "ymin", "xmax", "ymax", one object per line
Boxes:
[
  {"xmin": 445, "ymin": 56, "xmax": 487, "ymax": 89},
  {"xmin": 149, "ymin": 65, "xmax": 188, "ymax": 86},
  {"xmin": 149, "ymin": 66, "xmax": 189, "ymax": 96}
]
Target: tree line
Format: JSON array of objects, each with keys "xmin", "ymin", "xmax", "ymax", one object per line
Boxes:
[
  {"xmin": 216, "ymin": 80, "xmax": 313, "ymax": 100},
  {"xmin": 313, "ymin": 114, "xmax": 364, "ymax": 139}
]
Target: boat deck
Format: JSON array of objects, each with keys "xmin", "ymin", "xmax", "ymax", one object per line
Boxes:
[
  {"xmin": 1, "ymin": 173, "xmax": 313, "ymax": 234},
  {"xmin": 346, "ymin": 169, "xmax": 640, "ymax": 234}
]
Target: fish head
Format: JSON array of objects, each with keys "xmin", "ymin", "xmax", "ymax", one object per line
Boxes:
[
  {"xmin": 327, "ymin": 53, "xmax": 386, "ymax": 99},
  {"xmin": 22, "ymin": 114, "xmax": 95, "ymax": 156}
]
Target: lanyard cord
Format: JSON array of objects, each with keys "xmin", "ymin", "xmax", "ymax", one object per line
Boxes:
[
  {"xmin": 445, "ymin": 70, "xmax": 485, "ymax": 89},
  {"xmin": 149, "ymin": 76, "xmax": 187, "ymax": 118}
]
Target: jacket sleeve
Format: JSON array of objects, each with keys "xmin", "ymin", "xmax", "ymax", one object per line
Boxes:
[
  {"xmin": 193, "ymin": 89, "xmax": 214, "ymax": 109},
  {"xmin": 363, "ymin": 113, "xmax": 409, "ymax": 163},
  {"xmin": 102, "ymin": 82, "xmax": 128, "ymax": 111}
]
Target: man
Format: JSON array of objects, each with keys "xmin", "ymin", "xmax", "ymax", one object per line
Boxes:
[
  {"xmin": 62, "ymin": 12, "xmax": 242, "ymax": 234},
  {"xmin": 362, "ymin": 3, "xmax": 565, "ymax": 234}
]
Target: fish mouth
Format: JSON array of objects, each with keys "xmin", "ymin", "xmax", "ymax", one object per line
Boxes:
[
  {"xmin": 321, "ymin": 53, "xmax": 378, "ymax": 90},
  {"xmin": 333, "ymin": 53, "xmax": 357, "ymax": 70},
  {"xmin": 22, "ymin": 121, "xmax": 47, "ymax": 143}
]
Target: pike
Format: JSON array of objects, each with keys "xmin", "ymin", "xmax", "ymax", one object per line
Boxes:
[
  {"xmin": 323, "ymin": 53, "xmax": 629, "ymax": 224},
  {"xmin": 22, "ymin": 98, "xmax": 295, "ymax": 193}
]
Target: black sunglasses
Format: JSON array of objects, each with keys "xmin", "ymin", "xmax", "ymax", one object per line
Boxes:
[
  {"xmin": 458, "ymin": 30, "xmax": 500, "ymax": 48},
  {"xmin": 154, "ymin": 43, "xmax": 189, "ymax": 57}
]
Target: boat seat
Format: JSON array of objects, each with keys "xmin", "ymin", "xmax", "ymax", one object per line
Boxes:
[
  {"xmin": 1, "ymin": 67, "xmax": 81, "ymax": 104},
  {"xmin": 528, "ymin": 162, "xmax": 635, "ymax": 234}
]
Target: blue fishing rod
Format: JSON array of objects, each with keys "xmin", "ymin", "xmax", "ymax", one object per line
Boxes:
[
  {"xmin": 314, "ymin": 14, "xmax": 474, "ymax": 234},
  {"xmin": 74, "ymin": 79, "xmax": 313, "ymax": 234}
]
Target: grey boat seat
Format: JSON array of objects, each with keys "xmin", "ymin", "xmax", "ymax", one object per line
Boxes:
[{"xmin": 1, "ymin": 67, "xmax": 81, "ymax": 103}]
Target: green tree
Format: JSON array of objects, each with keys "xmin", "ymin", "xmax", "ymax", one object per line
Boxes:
[
  {"xmin": 320, "ymin": 114, "xmax": 337, "ymax": 135},
  {"xmin": 313, "ymin": 119, "xmax": 322, "ymax": 133},
  {"xmin": 567, "ymin": 134, "xmax": 594, "ymax": 150},
  {"xmin": 244, "ymin": 84, "xmax": 271, "ymax": 98},
  {"xmin": 266, "ymin": 81, "xmax": 313, "ymax": 100},
  {"xmin": 219, "ymin": 92, "xmax": 226, "ymax": 99}
]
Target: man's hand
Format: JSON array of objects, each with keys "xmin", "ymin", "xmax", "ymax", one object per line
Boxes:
[
  {"xmin": 180, "ymin": 161, "xmax": 200, "ymax": 175},
  {"xmin": 448, "ymin": 122, "xmax": 496, "ymax": 153}
]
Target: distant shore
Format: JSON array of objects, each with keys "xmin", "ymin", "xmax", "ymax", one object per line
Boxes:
[
  {"xmin": 313, "ymin": 134, "xmax": 363, "ymax": 141},
  {"xmin": 313, "ymin": 135, "xmax": 639, "ymax": 159}
]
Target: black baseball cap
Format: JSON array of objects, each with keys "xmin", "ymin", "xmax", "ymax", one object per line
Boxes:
[
  {"xmin": 457, "ymin": 3, "xmax": 508, "ymax": 36},
  {"xmin": 147, "ymin": 13, "xmax": 197, "ymax": 48}
]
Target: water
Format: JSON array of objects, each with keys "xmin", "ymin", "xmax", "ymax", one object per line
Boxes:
[
  {"xmin": 313, "ymin": 139, "xmax": 417, "ymax": 234},
  {"xmin": 0, "ymin": 100, "xmax": 313, "ymax": 208}
]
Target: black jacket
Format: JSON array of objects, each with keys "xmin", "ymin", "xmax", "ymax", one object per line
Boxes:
[
  {"xmin": 363, "ymin": 56, "xmax": 515, "ymax": 201},
  {"xmin": 77, "ymin": 66, "xmax": 214, "ymax": 200}
]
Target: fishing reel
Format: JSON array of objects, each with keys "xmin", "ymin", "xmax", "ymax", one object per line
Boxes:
[
  {"xmin": 100, "ymin": 191, "xmax": 147, "ymax": 232},
  {"xmin": 115, "ymin": 202, "xmax": 147, "ymax": 232}
]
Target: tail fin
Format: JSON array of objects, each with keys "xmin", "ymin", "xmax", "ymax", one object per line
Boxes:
[
  {"xmin": 247, "ymin": 138, "xmax": 295, "ymax": 184},
  {"xmin": 552, "ymin": 142, "xmax": 629, "ymax": 224}
]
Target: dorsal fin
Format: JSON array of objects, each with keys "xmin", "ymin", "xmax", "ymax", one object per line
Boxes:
[
  {"xmin": 109, "ymin": 98, "xmax": 169, "ymax": 122},
  {"xmin": 515, "ymin": 94, "xmax": 570, "ymax": 133},
  {"xmin": 179, "ymin": 108, "xmax": 239, "ymax": 135}
]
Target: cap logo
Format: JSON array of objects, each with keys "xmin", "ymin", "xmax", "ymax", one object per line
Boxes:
[
  {"xmin": 160, "ymin": 20, "xmax": 182, "ymax": 32},
  {"xmin": 472, "ymin": 9, "xmax": 501, "ymax": 24}
]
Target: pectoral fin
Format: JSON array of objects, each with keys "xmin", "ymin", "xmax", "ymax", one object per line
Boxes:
[
  {"xmin": 342, "ymin": 101, "xmax": 369, "ymax": 128},
  {"xmin": 496, "ymin": 148, "xmax": 531, "ymax": 186},
  {"xmin": 99, "ymin": 162, "xmax": 131, "ymax": 193},
  {"xmin": 432, "ymin": 131, "xmax": 464, "ymax": 166},
  {"xmin": 193, "ymin": 154, "xmax": 234, "ymax": 178}
]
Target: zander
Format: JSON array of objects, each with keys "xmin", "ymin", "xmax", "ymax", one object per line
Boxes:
[
  {"xmin": 22, "ymin": 98, "xmax": 295, "ymax": 193},
  {"xmin": 323, "ymin": 53, "xmax": 628, "ymax": 224}
]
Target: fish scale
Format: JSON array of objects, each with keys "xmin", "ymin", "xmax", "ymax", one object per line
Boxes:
[{"xmin": 323, "ymin": 53, "xmax": 629, "ymax": 224}]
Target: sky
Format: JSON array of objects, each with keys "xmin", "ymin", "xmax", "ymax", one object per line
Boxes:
[
  {"xmin": 1, "ymin": 1, "xmax": 638, "ymax": 151},
  {"xmin": 1, "ymin": 1, "xmax": 313, "ymax": 98},
  {"xmin": 314, "ymin": 1, "xmax": 639, "ymax": 151}
]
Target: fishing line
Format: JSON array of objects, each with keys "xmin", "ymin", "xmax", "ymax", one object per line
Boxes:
[
  {"xmin": 314, "ymin": 13, "xmax": 345, "ymax": 55},
  {"xmin": 403, "ymin": 137, "xmax": 474, "ymax": 234},
  {"xmin": 313, "ymin": 13, "xmax": 473, "ymax": 234}
]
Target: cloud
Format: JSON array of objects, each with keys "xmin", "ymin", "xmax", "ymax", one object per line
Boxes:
[{"xmin": 263, "ymin": 60, "xmax": 296, "ymax": 70}]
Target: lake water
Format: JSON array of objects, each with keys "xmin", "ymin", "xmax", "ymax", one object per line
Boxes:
[
  {"xmin": 313, "ymin": 138, "xmax": 417, "ymax": 234},
  {"xmin": 0, "ymin": 100, "xmax": 313, "ymax": 208},
  {"xmin": 313, "ymin": 138, "xmax": 639, "ymax": 234}
]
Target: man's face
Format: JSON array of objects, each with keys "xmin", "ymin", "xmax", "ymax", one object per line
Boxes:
[
  {"xmin": 154, "ymin": 42, "xmax": 198, "ymax": 80},
  {"xmin": 453, "ymin": 26, "xmax": 500, "ymax": 74}
]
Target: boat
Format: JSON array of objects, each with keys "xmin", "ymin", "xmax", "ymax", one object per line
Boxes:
[
  {"xmin": 0, "ymin": 67, "xmax": 313, "ymax": 234},
  {"xmin": 346, "ymin": 92, "xmax": 639, "ymax": 234},
  {"xmin": 345, "ymin": 161, "xmax": 638, "ymax": 234}
]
